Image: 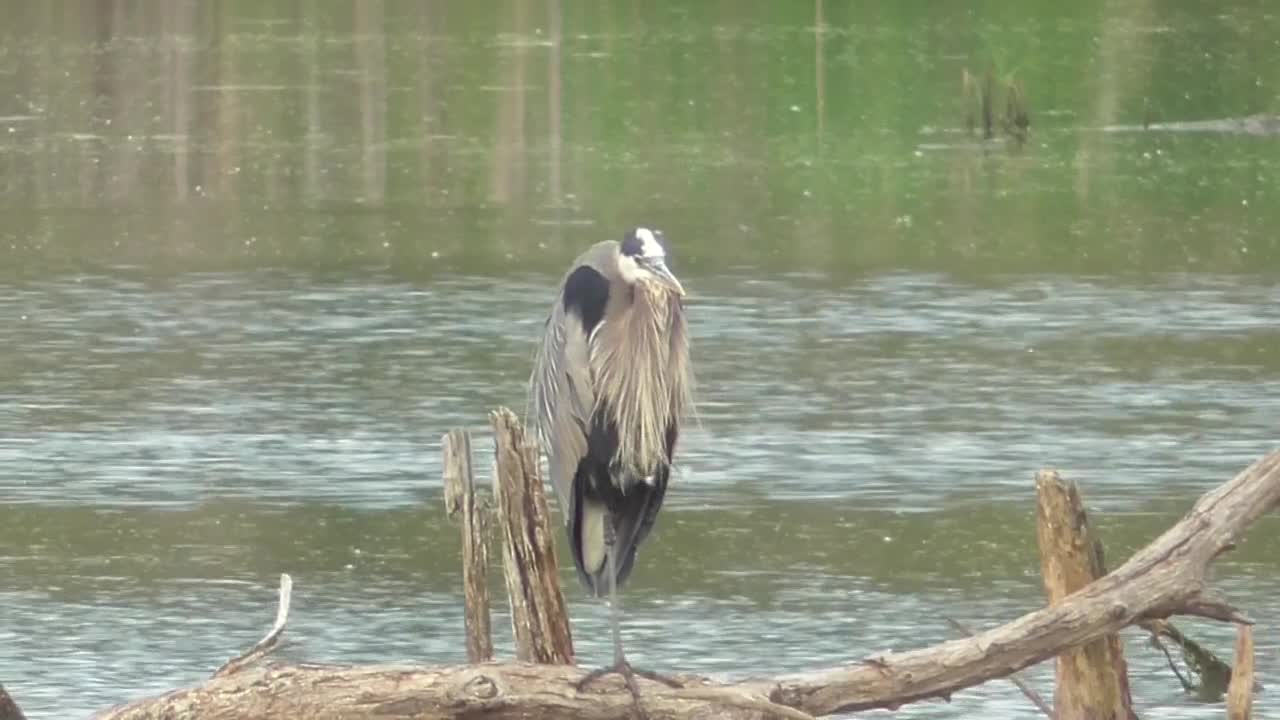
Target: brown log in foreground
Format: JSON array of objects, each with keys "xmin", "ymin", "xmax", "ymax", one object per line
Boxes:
[
  {"xmin": 489, "ymin": 407, "xmax": 574, "ymax": 665},
  {"xmin": 1035, "ymin": 469, "xmax": 1136, "ymax": 720},
  {"xmin": 88, "ymin": 449, "xmax": 1280, "ymax": 719},
  {"xmin": 442, "ymin": 429, "xmax": 493, "ymax": 663},
  {"xmin": 1226, "ymin": 624, "xmax": 1255, "ymax": 720}
]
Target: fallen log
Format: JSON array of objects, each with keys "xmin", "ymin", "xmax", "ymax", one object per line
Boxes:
[
  {"xmin": 88, "ymin": 449, "xmax": 1280, "ymax": 719},
  {"xmin": 943, "ymin": 616, "xmax": 1053, "ymax": 718}
]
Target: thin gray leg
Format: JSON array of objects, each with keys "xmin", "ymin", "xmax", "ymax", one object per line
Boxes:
[
  {"xmin": 575, "ymin": 516, "xmax": 682, "ymax": 707},
  {"xmin": 606, "ymin": 519, "xmax": 625, "ymax": 666}
]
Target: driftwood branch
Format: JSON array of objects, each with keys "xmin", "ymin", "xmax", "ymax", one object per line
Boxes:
[
  {"xmin": 442, "ymin": 429, "xmax": 493, "ymax": 663},
  {"xmin": 1034, "ymin": 470, "xmax": 1135, "ymax": 719},
  {"xmin": 943, "ymin": 617, "xmax": 1053, "ymax": 719},
  {"xmin": 754, "ymin": 449, "xmax": 1280, "ymax": 715},
  {"xmin": 87, "ymin": 449, "xmax": 1280, "ymax": 719},
  {"xmin": 489, "ymin": 407, "xmax": 574, "ymax": 665}
]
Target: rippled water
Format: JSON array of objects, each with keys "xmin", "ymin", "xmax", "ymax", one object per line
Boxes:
[{"xmin": 4, "ymin": 270, "xmax": 1279, "ymax": 718}]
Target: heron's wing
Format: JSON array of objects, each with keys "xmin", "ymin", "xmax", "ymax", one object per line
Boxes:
[{"xmin": 529, "ymin": 268, "xmax": 606, "ymax": 520}]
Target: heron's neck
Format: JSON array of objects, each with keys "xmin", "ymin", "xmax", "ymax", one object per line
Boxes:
[{"xmin": 593, "ymin": 283, "xmax": 689, "ymax": 477}]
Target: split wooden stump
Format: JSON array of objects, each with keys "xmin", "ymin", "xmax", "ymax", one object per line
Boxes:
[
  {"xmin": 36, "ymin": 414, "xmax": 1278, "ymax": 718},
  {"xmin": 1036, "ymin": 470, "xmax": 1137, "ymax": 719},
  {"xmin": 442, "ymin": 428, "xmax": 493, "ymax": 663},
  {"xmin": 442, "ymin": 412, "xmax": 572, "ymax": 665},
  {"xmin": 488, "ymin": 408, "xmax": 574, "ymax": 665}
]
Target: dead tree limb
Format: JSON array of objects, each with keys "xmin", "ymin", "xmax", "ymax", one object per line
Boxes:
[
  {"xmin": 1036, "ymin": 472, "xmax": 1234, "ymax": 701},
  {"xmin": 490, "ymin": 407, "xmax": 574, "ymax": 665},
  {"xmin": 757, "ymin": 449, "xmax": 1279, "ymax": 715},
  {"xmin": 90, "ymin": 449, "xmax": 1280, "ymax": 719},
  {"xmin": 944, "ymin": 616, "xmax": 1053, "ymax": 719},
  {"xmin": 1034, "ymin": 470, "xmax": 1135, "ymax": 719},
  {"xmin": 442, "ymin": 429, "xmax": 493, "ymax": 663}
]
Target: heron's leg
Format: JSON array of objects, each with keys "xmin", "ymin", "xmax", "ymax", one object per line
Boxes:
[
  {"xmin": 606, "ymin": 519, "xmax": 626, "ymax": 666},
  {"xmin": 576, "ymin": 519, "xmax": 682, "ymax": 700}
]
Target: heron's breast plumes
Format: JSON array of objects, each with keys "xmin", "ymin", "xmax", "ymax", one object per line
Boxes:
[{"xmin": 590, "ymin": 284, "xmax": 691, "ymax": 480}]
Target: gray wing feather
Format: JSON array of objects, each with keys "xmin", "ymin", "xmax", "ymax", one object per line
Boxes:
[{"xmin": 529, "ymin": 299, "xmax": 596, "ymax": 525}]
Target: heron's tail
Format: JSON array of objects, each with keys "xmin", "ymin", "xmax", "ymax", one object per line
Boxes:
[{"xmin": 571, "ymin": 474, "xmax": 667, "ymax": 597}]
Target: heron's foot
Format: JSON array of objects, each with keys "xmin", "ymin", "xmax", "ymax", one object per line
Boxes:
[{"xmin": 576, "ymin": 657, "xmax": 683, "ymax": 704}]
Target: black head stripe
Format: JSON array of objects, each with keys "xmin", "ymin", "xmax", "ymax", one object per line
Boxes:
[{"xmin": 620, "ymin": 229, "xmax": 643, "ymax": 257}]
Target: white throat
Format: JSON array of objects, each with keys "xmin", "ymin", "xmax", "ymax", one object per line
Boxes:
[
  {"xmin": 618, "ymin": 228, "xmax": 667, "ymax": 284},
  {"xmin": 634, "ymin": 227, "xmax": 665, "ymax": 260}
]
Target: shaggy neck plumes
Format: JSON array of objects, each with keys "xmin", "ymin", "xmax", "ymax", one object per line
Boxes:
[{"xmin": 590, "ymin": 281, "xmax": 691, "ymax": 482}]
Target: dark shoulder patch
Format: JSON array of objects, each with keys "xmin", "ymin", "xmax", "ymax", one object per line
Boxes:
[{"xmin": 562, "ymin": 264, "xmax": 610, "ymax": 335}]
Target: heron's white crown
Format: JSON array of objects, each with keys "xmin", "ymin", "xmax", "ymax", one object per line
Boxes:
[{"xmin": 634, "ymin": 227, "xmax": 665, "ymax": 259}]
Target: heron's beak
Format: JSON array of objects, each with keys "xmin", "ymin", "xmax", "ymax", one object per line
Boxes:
[{"xmin": 642, "ymin": 258, "xmax": 685, "ymax": 296}]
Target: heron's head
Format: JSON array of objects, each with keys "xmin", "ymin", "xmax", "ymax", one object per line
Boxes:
[{"xmin": 618, "ymin": 227, "xmax": 685, "ymax": 297}]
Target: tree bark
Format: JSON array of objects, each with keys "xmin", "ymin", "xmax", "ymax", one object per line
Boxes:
[
  {"xmin": 489, "ymin": 407, "xmax": 574, "ymax": 665},
  {"xmin": 442, "ymin": 429, "xmax": 493, "ymax": 663},
  {"xmin": 85, "ymin": 449, "xmax": 1280, "ymax": 719},
  {"xmin": 1035, "ymin": 469, "xmax": 1135, "ymax": 720}
]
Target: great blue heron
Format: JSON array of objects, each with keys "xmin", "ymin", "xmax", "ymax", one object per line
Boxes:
[{"xmin": 528, "ymin": 227, "xmax": 693, "ymax": 699}]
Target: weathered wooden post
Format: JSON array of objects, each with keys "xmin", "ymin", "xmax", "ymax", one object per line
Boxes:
[
  {"xmin": 1225, "ymin": 625, "xmax": 1254, "ymax": 720},
  {"xmin": 442, "ymin": 429, "xmax": 493, "ymax": 663},
  {"xmin": 1035, "ymin": 469, "xmax": 1136, "ymax": 720},
  {"xmin": 0, "ymin": 684, "xmax": 26, "ymax": 720},
  {"xmin": 489, "ymin": 407, "xmax": 574, "ymax": 664}
]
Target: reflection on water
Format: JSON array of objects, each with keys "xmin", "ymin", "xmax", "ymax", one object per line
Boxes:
[
  {"xmin": 3, "ymin": 2, "xmax": 1279, "ymax": 277},
  {"xmin": 2, "ymin": 1, "xmax": 1280, "ymax": 719}
]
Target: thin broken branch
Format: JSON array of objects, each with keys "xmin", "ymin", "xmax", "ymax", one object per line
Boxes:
[
  {"xmin": 1145, "ymin": 628, "xmax": 1195, "ymax": 692},
  {"xmin": 944, "ymin": 616, "xmax": 1053, "ymax": 719},
  {"xmin": 213, "ymin": 573, "xmax": 292, "ymax": 678}
]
